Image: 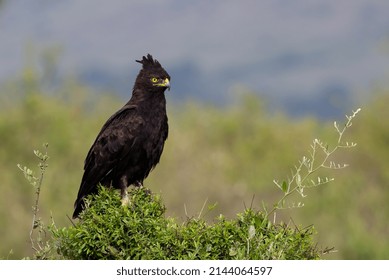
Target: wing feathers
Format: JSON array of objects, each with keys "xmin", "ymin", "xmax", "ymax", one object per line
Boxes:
[{"xmin": 73, "ymin": 105, "xmax": 140, "ymax": 216}]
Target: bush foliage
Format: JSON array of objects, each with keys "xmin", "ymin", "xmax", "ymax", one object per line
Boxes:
[{"xmin": 51, "ymin": 186, "xmax": 320, "ymax": 260}]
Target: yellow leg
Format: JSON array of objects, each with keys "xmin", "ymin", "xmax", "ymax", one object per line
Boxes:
[{"xmin": 121, "ymin": 189, "xmax": 129, "ymax": 206}]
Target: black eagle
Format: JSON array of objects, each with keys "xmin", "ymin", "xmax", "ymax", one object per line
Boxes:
[{"xmin": 72, "ymin": 54, "xmax": 170, "ymax": 218}]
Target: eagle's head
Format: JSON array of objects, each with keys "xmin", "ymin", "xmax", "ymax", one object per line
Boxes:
[{"xmin": 135, "ymin": 54, "xmax": 170, "ymax": 92}]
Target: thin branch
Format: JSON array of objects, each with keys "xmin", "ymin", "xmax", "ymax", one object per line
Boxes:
[
  {"xmin": 17, "ymin": 143, "xmax": 49, "ymax": 253},
  {"xmin": 269, "ymin": 108, "xmax": 361, "ymax": 216}
]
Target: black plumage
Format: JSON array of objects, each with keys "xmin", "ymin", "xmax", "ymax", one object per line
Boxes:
[{"xmin": 73, "ymin": 54, "xmax": 170, "ymax": 218}]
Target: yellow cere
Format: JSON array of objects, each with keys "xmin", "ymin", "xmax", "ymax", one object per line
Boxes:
[{"xmin": 152, "ymin": 77, "xmax": 170, "ymax": 88}]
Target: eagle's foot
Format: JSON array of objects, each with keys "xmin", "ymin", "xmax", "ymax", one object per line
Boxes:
[
  {"xmin": 143, "ymin": 188, "xmax": 152, "ymax": 195},
  {"xmin": 120, "ymin": 190, "xmax": 131, "ymax": 207},
  {"xmin": 135, "ymin": 181, "xmax": 151, "ymax": 195}
]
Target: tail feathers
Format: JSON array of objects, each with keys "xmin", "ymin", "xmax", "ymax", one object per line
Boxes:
[
  {"xmin": 72, "ymin": 181, "xmax": 100, "ymax": 218},
  {"xmin": 72, "ymin": 179, "xmax": 93, "ymax": 219},
  {"xmin": 72, "ymin": 197, "xmax": 85, "ymax": 219},
  {"xmin": 73, "ymin": 178, "xmax": 106, "ymax": 219}
]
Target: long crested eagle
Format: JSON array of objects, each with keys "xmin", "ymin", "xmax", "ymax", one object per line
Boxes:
[{"xmin": 73, "ymin": 54, "xmax": 170, "ymax": 218}]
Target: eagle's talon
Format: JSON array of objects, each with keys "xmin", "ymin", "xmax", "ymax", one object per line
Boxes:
[{"xmin": 121, "ymin": 196, "xmax": 129, "ymax": 206}]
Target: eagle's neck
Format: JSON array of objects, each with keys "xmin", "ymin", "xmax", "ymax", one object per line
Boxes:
[{"xmin": 129, "ymin": 88, "xmax": 167, "ymax": 113}]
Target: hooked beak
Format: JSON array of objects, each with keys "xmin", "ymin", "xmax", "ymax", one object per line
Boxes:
[
  {"xmin": 155, "ymin": 77, "xmax": 170, "ymax": 91},
  {"xmin": 163, "ymin": 78, "xmax": 170, "ymax": 91}
]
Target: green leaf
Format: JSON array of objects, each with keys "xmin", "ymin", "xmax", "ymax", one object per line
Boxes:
[
  {"xmin": 248, "ymin": 225, "xmax": 255, "ymax": 240},
  {"xmin": 281, "ymin": 181, "xmax": 288, "ymax": 193}
]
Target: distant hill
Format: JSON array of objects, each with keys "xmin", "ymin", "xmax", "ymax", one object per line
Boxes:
[{"xmin": 1, "ymin": 0, "xmax": 388, "ymax": 119}]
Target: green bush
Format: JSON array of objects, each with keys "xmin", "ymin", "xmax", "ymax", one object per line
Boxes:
[{"xmin": 50, "ymin": 186, "xmax": 320, "ymax": 260}]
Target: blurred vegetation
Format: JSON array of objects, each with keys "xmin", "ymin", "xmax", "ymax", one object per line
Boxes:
[{"xmin": 0, "ymin": 59, "xmax": 388, "ymax": 259}]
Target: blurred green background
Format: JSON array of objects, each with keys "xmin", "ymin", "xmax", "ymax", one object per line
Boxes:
[{"xmin": 0, "ymin": 59, "xmax": 388, "ymax": 259}]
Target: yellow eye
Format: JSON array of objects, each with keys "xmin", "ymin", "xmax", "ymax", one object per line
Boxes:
[{"xmin": 151, "ymin": 77, "xmax": 158, "ymax": 83}]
